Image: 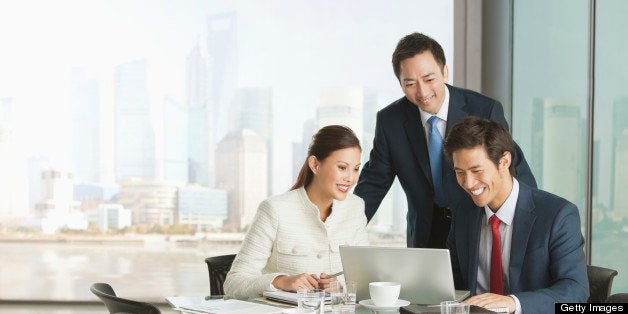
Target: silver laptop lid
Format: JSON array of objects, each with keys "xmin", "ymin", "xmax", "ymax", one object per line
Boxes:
[{"xmin": 339, "ymin": 246, "xmax": 468, "ymax": 305}]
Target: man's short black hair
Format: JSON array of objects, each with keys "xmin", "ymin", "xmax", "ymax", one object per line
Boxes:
[
  {"xmin": 444, "ymin": 116, "xmax": 517, "ymax": 176},
  {"xmin": 392, "ymin": 32, "xmax": 446, "ymax": 80}
]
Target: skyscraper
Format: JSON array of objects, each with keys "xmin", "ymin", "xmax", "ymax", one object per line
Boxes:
[
  {"xmin": 114, "ymin": 59, "xmax": 156, "ymax": 182},
  {"xmin": 163, "ymin": 96, "xmax": 189, "ymax": 184},
  {"xmin": 70, "ymin": 68, "xmax": 100, "ymax": 183},
  {"xmin": 186, "ymin": 42, "xmax": 213, "ymax": 186},
  {"xmin": 215, "ymin": 129, "xmax": 267, "ymax": 230},
  {"xmin": 292, "ymin": 119, "xmax": 317, "ymax": 183},
  {"xmin": 362, "ymin": 89, "xmax": 381, "ymax": 162},
  {"xmin": 230, "ymin": 87, "xmax": 273, "ymax": 194},
  {"xmin": 317, "ymin": 86, "xmax": 363, "ymax": 140},
  {"xmin": 207, "ymin": 12, "xmax": 238, "ymax": 146},
  {"xmin": 612, "ymin": 130, "xmax": 628, "ymax": 221},
  {"xmin": 611, "ymin": 97, "xmax": 628, "ymax": 218},
  {"xmin": 531, "ymin": 97, "xmax": 585, "ymax": 206}
]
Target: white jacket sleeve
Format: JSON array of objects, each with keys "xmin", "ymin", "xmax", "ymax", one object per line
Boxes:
[
  {"xmin": 354, "ymin": 206, "xmax": 370, "ymax": 246},
  {"xmin": 223, "ymin": 200, "xmax": 285, "ymax": 299}
]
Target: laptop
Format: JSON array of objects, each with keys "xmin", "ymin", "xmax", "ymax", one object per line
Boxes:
[{"xmin": 339, "ymin": 246, "xmax": 470, "ymax": 305}]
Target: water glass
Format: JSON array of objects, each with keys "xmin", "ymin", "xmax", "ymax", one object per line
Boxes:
[
  {"xmin": 329, "ymin": 281, "xmax": 357, "ymax": 313},
  {"xmin": 343, "ymin": 281, "xmax": 357, "ymax": 312},
  {"xmin": 329, "ymin": 281, "xmax": 344, "ymax": 312},
  {"xmin": 297, "ymin": 288, "xmax": 325, "ymax": 313},
  {"xmin": 440, "ymin": 301, "xmax": 470, "ymax": 314}
]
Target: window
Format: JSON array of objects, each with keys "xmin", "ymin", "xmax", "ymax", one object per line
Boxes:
[
  {"xmin": 0, "ymin": 0, "xmax": 454, "ymax": 301},
  {"xmin": 592, "ymin": 0, "xmax": 628, "ymax": 294},
  {"xmin": 513, "ymin": 0, "xmax": 628, "ymax": 293}
]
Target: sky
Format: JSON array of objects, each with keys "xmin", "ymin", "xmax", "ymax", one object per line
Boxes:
[{"xmin": 0, "ymin": 0, "xmax": 453, "ymax": 193}]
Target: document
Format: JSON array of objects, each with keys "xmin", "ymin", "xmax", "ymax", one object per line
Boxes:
[
  {"xmin": 262, "ymin": 290, "xmax": 331, "ymax": 305},
  {"xmin": 262, "ymin": 291, "xmax": 300, "ymax": 304},
  {"xmin": 166, "ymin": 296, "xmax": 285, "ymax": 314}
]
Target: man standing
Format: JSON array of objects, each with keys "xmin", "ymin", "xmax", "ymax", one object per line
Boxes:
[
  {"xmin": 355, "ymin": 32, "xmax": 536, "ymax": 248},
  {"xmin": 444, "ymin": 116, "xmax": 588, "ymax": 313}
]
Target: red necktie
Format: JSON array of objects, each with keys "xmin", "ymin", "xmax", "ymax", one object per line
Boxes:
[{"xmin": 489, "ymin": 215, "xmax": 503, "ymax": 295}]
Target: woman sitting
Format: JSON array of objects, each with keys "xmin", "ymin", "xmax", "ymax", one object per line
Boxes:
[{"xmin": 224, "ymin": 125, "xmax": 369, "ymax": 299}]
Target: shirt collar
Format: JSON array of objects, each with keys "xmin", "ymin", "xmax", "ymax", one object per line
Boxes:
[
  {"xmin": 419, "ymin": 85, "xmax": 450, "ymax": 128},
  {"xmin": 483, "ymin": 177, "xmax": 519, "ymax": 226}
]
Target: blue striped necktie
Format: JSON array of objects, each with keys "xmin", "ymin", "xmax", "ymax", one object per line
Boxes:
[{"xmin": 428, "ymin": 116, "xmax": 446, "ymax": 206}]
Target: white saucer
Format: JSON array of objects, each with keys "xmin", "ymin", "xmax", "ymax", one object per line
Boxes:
[{"xmin": 359, "ymin": 299, "xmax": 411, "ymax": 310}]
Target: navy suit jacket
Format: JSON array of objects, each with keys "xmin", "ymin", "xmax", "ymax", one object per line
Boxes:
[
  {"xmin": 447, "ymin": 182, "xmax": 589, "ymax": 312},
  {"xmin": 355, "ymin": 84, "xmax": 536, "ymax": 247}
]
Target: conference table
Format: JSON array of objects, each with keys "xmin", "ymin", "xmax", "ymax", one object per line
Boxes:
[{"xmin": 167, "ymin": 295, "xmax": 496, "ymax": 314}]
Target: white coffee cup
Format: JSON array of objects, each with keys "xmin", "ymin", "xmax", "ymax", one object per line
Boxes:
[{"xmin": 368, "ymin": 281, "xmax": 401, "ymax": 307}]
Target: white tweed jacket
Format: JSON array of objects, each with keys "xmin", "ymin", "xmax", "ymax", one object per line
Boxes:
[{"xmin": 223, "ymin": 187, "xmax": 369, "ymax": 299}]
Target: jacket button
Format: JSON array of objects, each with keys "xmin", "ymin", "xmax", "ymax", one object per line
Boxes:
[{"xmin": 317, "ymin": 252, "xmax": 323, "ymax": 259}]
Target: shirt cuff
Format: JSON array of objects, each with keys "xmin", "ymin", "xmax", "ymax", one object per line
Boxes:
[{"xmin": 509, "ymin": 294, "xmax": 522, "ymax": 314}]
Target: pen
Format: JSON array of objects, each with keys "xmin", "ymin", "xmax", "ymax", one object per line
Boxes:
[{"xmin": 324, "ymin": 271, "xmax": 344, "ymax": 278}]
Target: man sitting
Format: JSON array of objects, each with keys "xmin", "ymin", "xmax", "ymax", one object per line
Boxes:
[{"xmin": 443, "ymin": 116, "xmax": 588, "ymax": 313}]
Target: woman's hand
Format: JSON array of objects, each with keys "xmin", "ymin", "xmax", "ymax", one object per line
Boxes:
[
  {"xmin": 272, "ymin": 273, "xmax": 320, "ymax": 292},
  {"xmin": 317, "ymin": 273, "xmax": 338, "ymax": 292}
]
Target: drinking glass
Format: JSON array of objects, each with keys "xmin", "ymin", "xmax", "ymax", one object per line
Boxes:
[
  {"xmin": 342, "ymin": 281, "xmax": 357, "ymax": 312},
  {"xmin": 329, "ymin": 281, "xmax": 345, "ymax": 313},
  {"xmin": 440, "ymin": 301, "xmax": 470, "ymax": 314},
  {"xmin": 329, "ymin": 281, "xmax": 357, "ymax": 313},
  {"xmin": 297, "ymin": 288, "xmax": 325, "ymax": 313}
]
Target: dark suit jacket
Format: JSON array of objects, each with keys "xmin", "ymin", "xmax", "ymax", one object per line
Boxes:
[
  {"xmin": 354, "ymin": 84, "xmax": 536, "ymax": 247},
  {"xmin": 447, "ymin": 182, "xmax": 589, "ymax": 312}
]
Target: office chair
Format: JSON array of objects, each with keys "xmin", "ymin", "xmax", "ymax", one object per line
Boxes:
[
  {"xmin": 587, "ymin": 265, "xmax": 618, "ymax": 303},
  {"xmin": 607, "ymin": 293, "xmax": 628, "ymax": 303},
  {"xmin": 205, "ymin": 254, "xmax": 236, "ymax": 295},
  {"xmin": 90, "ymin": 282, "xmax": 161, "ymax": 314}
]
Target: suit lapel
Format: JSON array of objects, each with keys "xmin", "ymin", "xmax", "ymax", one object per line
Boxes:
[
  {"xmin": 442, "ymin": 85, "xmax": 467, "ymax": 176},
  {"xmin": 403, "ymin": 99, "xmax": 432, "ymax": 183},
  {"xmin": 445, "ymin": 85, "xmax": 468, "ymax": 135},
  {"xmin": 507, "ymin": 183, "xmax": 536, "ymax": 292}
]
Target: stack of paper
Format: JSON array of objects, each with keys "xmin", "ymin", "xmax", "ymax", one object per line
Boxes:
[
  {"xmin": 262, "ymin": 291, "xmax": 332, "ymax": 305},
  {"xmin": 262, "ymin": 291, "xmax": 300, "ymax": 304}
]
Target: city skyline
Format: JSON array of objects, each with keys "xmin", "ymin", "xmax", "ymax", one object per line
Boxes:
[{"xmin": 0, "ymin": 0, "xmax": 454, "ymax": 197}]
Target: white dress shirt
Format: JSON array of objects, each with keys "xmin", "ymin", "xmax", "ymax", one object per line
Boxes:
[
  {"xmin": 419, "ymin": 85, "xmax": 450, "ymax": 141},
  {"xmin": 477, "ymin": 178, "xmax": 522, "ymax": 314}
]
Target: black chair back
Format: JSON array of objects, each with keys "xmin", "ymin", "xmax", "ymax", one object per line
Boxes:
[
  {"xmin": 90, "ymin": 282, "xmax": 161, "ymax": 314},
  {"xmin": 205, "ymin": 254, "xmax": 236, "ymax": 295},
  {"xmin": 607, "ymin": 293, "xmax": 628, "ymax": 303},
  {"xmin": 587, "ymin": 265, "xmax": 618, "ymax": 303}
]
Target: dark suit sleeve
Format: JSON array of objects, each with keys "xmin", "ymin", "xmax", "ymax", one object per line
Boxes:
[
  {"xmin": 514, "ymin": 203, "xmax": 589, "ymax": 311},
  {"xmin": 447, "ymin": 208, "xmax": 465, "ymax": 290},
  {"xmin": 487, "ymin": 100, "xmax": 538, "ymax": 188},
  {"xmin": 354, "ymin": 111, "xmax": 396, "ymax": 222}
]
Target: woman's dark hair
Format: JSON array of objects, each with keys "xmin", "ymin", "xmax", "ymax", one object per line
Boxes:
[
  {"xmin": 392, "ymin": 32, "xmax": 446, "ymax": 80},
  {"xmin": 443, "ymin": 116, "xmax": 517, "ymax": 176},
  {"xmin": 290, "ymin": 125, "xmax": 361, "ymax": 190}
]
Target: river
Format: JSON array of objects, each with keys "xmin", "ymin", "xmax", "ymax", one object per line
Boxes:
[{"xmin": 0, "ymin": 236, "xmax": 242, "ymax": 302}]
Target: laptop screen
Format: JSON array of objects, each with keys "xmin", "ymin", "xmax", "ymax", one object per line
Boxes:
[{"xmin": 339, "ymin": 246, "xmax": 469, "ymax": 305}]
